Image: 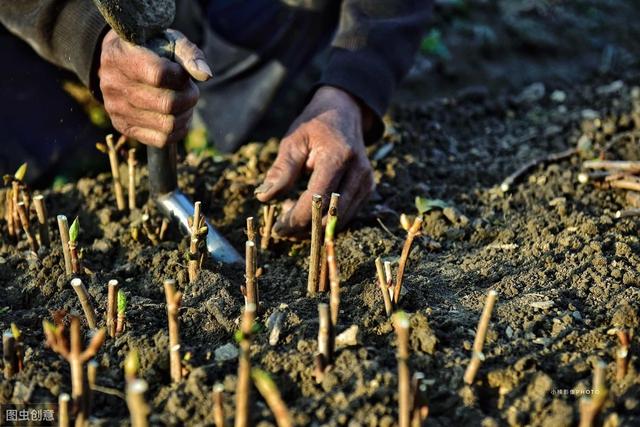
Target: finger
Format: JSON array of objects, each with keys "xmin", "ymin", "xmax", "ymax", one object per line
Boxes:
[
  {"xmin": 121, "ymin": 106, "xmax": 194, "ymax": 136},
  {"xmin": 339, "ymin": 161, "xmax": 375, "ymax": 226},
  {"xmin": 167, "ymin": 29, "xmax": 213, "ymax": 82},
  {"xmin": 273, "ymin": 152, "xmax": 348, "ymax": 236},
  {"xmin": 118, "ymin": 125, "xmax": 189, "ymax": 148},
  {"xmin": 255, "ymin": 134, "xmax": 309, "ymax": 202},
  {"xmin": 126, "ymin": 81, "xmax": 199, "ymax": 114},
  {"xmin": 119, "ymin": 44, "xmax": 191, "ymax": 89}
]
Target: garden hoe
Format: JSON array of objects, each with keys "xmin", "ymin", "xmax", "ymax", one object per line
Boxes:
[{"xmin": 92, "ymin": 0, "xmax": 243, "ymax": 264}]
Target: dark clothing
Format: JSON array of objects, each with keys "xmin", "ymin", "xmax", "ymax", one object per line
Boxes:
[{"xmin": 0, "ymin": 0, "xmax": 430, "ymax": 167}]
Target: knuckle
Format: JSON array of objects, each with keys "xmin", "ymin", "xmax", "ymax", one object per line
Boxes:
[
  {"xmin": 159, "ymin": 92, "xmax": 177, "ymax": 114},
  {"xmin": 145, "ymin": 61, "xmax": 167, "ymax": 86},
  {"xmin": 159, "ymin": 114, "xmax": 177, "ymax": 134}
]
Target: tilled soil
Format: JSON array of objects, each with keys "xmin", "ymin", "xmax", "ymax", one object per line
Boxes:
[{"xmin": 2, "ymin": 71, "xmax": 640, "ymax": 427}]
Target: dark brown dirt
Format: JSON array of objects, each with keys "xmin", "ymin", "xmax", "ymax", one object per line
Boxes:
[
  {"xmin": 4, "ymin": 2, "xmax": 640, "ymax": 426},
  {"xmin": 2, "ymin": 71, "xmax": 640, "ymax": 426}
]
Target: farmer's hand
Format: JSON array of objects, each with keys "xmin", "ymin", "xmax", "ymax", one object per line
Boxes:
[
  {"xmin": 255, "ymin": 86, "xmax": 375, "ymax": 236},
  {"xmin": 98, "ymin": 29, "xmax": 212, "ymax": 147}
]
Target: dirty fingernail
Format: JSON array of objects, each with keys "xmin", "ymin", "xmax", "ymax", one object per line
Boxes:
[
  {"xmin": 194, "ymin": 59, "xmax": 213, "ymax": 79},
  {"xmin": 254, "ymin": 182, "xmax": 273, "ymax": 195}
]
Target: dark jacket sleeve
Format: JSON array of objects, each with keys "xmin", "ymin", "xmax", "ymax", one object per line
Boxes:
[
  {"xmin": 0, "ymin": 0, "xmax": 108, "ymax": 88},
  {"xmin": 319, "ymin": 0, "xmax": 432, "ymax": 142}
]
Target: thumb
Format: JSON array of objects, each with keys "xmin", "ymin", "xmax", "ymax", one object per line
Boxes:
[
  {"xmin": 166, "ymin": 29, "xmax": 213, "ymax": 82},
  {"xmin": 255, "ymin": 134, "xmax": 309, "ymax": 202}
]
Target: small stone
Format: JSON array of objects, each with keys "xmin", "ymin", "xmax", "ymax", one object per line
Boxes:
[
  {"xmin": 514, "ymin": 82, "xmax": 545, "ymax": 104},
  {"xmin": 581, "ymin": 109, "xmax": 599, "ymax": 120},
  {"xmin": 266, "ymin": 310, "xmax": 285, "ymax": 346},
  {"xmin": 550, "ymin": 90, "xmax": 566, "ymax": 103},
  {"xmin": 505, "ymin": 325, "xmax": 514, "ymax": 339},
  {"xmin": 625, "ymin": 398, "xmax": 639, "ymax": 410},
  {"xmin": 335, "ymin": 325, "xmax": 360, "ymax": 348},
  {"xmin": 92, "ymin": 239, "xmax": 111, "ymax": 253},
  {"xmin": 596, "ymin": 80, "xmax": 624, "ymax": 95},
  {"xmin": 531, "ymin": 301, "xmax": 554, "ymax": 310},
  {"xmin": 572, "ymin": 311, "xmax": 582, "ymax": 321},
  {"xmin": 214, "ymin": 343, "xmax": 238, "ymax": 362}
]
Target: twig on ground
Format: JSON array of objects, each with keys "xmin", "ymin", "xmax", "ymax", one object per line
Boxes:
[
  {"xmin": 615, "ymin": 208, "xmax": 640, "ymax": 219},
  {"xmin": 394, "ymin": 217, "xmax": 423, "ymax": 305},
  {"xmin": 464, "ymin": 290, "xmax": 498, "ymax": 385},
  {"xmin": 583, "ymin": 159, "xmax": 640, "ymax": 173},
  {"xmin": 609, "ymin": 178, "xmax": 640, "ymax": 192},
  {"xmin": 164, "ymin": 279, "xmax": 183, "ymax": 383},
  {"xmin": 71, "ymin": 278, "xmax": 97, "ymax": 329},
  {"xmin": 251, "ymin": 368, "xmax": 293, "ymax": 427},
  {"xmin": 307, "ymin": 194, "xmax": 323, "ymax": 295},
  {"xmin": 500, "ymin": 148, "xmax": 577, "ymax": 192}
]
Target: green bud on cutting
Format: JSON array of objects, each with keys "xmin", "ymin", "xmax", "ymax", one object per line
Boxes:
[
  {"xmin": 117, "ymin": 290, "xmax": 127, "ymax": 314},
  {"xmin": 14, "ymin": 163, "xmax": 28, "ymax": 182},
  {"xmin": 10, "ymin": 323, "xmax": 21, "ymax": 340},
  {"xmin": 69, "ymin": 217, "xmax": 80, "ymax": 243},
  {"xmin": 325, "ymin": 217, "xmax": 338, "ymax": 241}
]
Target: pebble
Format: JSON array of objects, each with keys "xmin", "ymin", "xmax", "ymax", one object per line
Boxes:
[
  {"xmin": 214, "ymin": 343, "xmax": 238, "ymax": 362},
  {"xmin": 530, "ymin": 300, "xmax": 554, "ymax": 310},
  {"xmin": 596, "ymin": 80, "xmax": 624, "ymax": 95},
  {"xmin": 505, "ymin": 325, "xmax": 514, "ymax": 339},
  {"xmin": 572, "ymin": 311, "xmax": 582, "ymax": 321},
  {"xmin": 550, "ymin": 90, "xmax": 566, "ymax": 103},
  {"xmin": 266, "ymin": 310, "xmax": 285, "ymax": 346},
  {"xmin": 335, "ymin": 325, "xmax": 360, "ymax": 348},
  {"xmin": 514, "ymin": 82, "xmax": 545, "ymax": 104}
]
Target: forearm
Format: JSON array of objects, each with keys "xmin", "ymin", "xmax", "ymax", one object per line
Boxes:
[
  {"xmin": 0, "ymin": 0, "xmax": 107, "ymax": 87},
  {"xmin": 319, "ymin": 0, "xmax": 432, "ymax": 141}
]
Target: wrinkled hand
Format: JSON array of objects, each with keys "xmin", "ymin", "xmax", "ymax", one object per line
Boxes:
[
  {"xmin": 98, "ymin": 29, "xmax": 212, "ymax": 147},
  {"xmin": 255, "ymin": 86, "xmax": 375, "ymax": 236}
]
